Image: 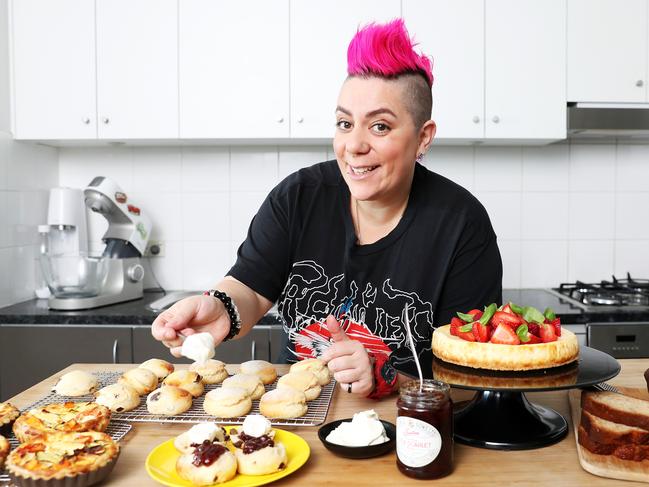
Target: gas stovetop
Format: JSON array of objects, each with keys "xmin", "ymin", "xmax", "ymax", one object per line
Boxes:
[{"xmin": 549, "ymin": 273, "xmax": 649, "ymax": 313}]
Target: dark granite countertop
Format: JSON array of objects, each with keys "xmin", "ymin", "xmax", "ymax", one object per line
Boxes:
[{"xmin": 0, "ymin": 291, "xmax": 283, "ymax": 326}]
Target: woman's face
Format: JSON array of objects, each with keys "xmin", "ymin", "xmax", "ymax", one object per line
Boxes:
[{"xmin": 333, "ymin": 76, "xmax": 433, "ymax": 203}]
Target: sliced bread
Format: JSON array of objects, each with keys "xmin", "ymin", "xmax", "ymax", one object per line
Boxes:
[
  {"xmin": 581, "ymin": 410, "xmax": 649, "ymax": 446},
  {"xmin": 582, "ymin": 391, "xmax": 649, "ymax": 431},
  {"xmin": 579, "ymin": 425, "xmax": 649, "ymax": 461}
]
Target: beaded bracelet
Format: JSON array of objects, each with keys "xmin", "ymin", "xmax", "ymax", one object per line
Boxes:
[{"xmin": 203, "ymin": 289, "xmax": 242, "ymax": 341}]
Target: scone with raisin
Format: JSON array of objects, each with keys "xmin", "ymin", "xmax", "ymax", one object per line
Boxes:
[
  {"xmin": 163, "ymin": 370, "xmax": 204, "ymax": 398},
  {"xmin": 231, "ymin": 415, "xmax": 287, "ymax": 475},
  {"xmin": 52, "ymin": 370, "xmax": 99, "ymax": 397},
  {"xmin": 13, "ymin": 402, "xmax": 111, "ymax": 443},
  {"xmin": 94, "ymin": 383, "xmax": 140, "ymax": 413},
  {"xmin": 174, "ymin": 423, "xmax": 228, "ymax": 454},
  {"xmin": 7, "ymin": 431, "xmax": 119, "ymax": 486},
  {"xmin": 176, "ymin": 441, "xmax": 237, "ymax": 485}
]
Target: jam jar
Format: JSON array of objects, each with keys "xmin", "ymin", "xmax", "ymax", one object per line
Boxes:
[{"xmin": 396, "ymin": 379, "xmax": 453, "ymax": 479}]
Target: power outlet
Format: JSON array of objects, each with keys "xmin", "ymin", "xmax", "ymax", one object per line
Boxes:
[{"xmin": 144, "ymin": 240, "xmax": 165, "ymax": 257}]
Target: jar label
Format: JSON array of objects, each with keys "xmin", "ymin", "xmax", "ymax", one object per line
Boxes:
[{"xmin": 396, "ymin": 416, "xmax": 442, "ymax": 468}]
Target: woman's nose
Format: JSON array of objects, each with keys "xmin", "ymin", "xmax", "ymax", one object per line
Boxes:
[{"xmin": 346, "ymin": 127, "xmax": 370, "ymax": 155}]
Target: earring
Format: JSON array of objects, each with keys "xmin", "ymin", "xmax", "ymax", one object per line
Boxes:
[{"xmin": 416, "ymin": 153, "xmax": 424, "ymax": 163}]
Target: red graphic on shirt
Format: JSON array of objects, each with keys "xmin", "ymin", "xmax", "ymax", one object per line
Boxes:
[{"xmin": 294, "ymin": 318, "xmax": 392, "ymax": 360}]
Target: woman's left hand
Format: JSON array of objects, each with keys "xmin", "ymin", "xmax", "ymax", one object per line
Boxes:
[{"xmin": 320, "ymin": 315, "xmax": 375, "ymax": 396}]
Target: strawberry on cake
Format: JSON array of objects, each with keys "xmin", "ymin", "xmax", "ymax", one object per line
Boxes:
[{"xmin": 432, "ymin": 303, "xmax": 579, "ymax": 371}]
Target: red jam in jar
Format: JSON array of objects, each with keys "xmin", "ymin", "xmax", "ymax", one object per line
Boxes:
[{"xmin": 396, "ymin": 379, "xmax": 453, "ymax": 479}]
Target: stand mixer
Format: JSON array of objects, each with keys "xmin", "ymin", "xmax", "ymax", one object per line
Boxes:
[{"xmin": 43, "ymin": 177, "xmax": 152, "ymax": 310}]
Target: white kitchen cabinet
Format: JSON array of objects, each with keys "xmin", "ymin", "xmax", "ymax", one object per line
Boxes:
[
  {"xmin": 405, "ymin": 0, "xmax": 566, "ymax": 142},
  {"xmin": 11, "ymin": 0, "xmax": 96, "ymax": 139},
  {"xmin": 11, "ymin": 0, "xmax": 178, "ymax": 140},
  {"xmin": 568, "ymin": 0, "xmax": 647, "ymax": 103},
  {"xmin": 179, "ymin": 0, "xmax": 289, "ymax": 138},
  {"xmin": 96, "ymin": 0, "xmax": 178, "ymax": 139},
  {"xmin": 290, "ymin": 0, "xmax": 400, "ymax": 138}
]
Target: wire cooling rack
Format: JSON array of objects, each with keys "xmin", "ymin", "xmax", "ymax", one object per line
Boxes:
[
  {"xmin": 19, "ymin": 371, "xmax": 336, "ymax": 427},
  {"xmin": 0, "ymin": 421, "xmax": 131, "ymax": 485}
]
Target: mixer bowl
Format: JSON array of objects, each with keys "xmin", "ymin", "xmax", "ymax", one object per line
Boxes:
[{"xmin": 40, "ymin": 252, "xmax": 109, "ymax": 298}]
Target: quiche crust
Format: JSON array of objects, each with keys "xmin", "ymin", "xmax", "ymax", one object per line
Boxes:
[{"xmin": 432, "ymin": 325, "xmax": 579, "ymax": 371}]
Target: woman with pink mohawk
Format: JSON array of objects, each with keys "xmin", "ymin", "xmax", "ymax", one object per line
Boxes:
[{"xmin": 152, "ymin": 19, "xmax": 502, "ymax": 398}]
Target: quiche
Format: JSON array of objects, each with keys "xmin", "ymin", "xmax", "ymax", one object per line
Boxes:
[
  {"xmin": 0, "ymin": 401, "xmax": 20, "ymax": 435},
  {"xmin": 0, "ymin": 434, "xmax": 9, "ymax": 469},
  {"xmin": 6, "ymin": 431, "xmax": 119, "ymax": 485},
  {"xmin": 13, "ymin": 402, "xmax": 111, "ymax": 443}
]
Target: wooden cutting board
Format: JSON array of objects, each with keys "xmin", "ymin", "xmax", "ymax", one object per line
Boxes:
[{"xmin": 568, "ymin": 387, "xmax": 649, "ymax": 483}]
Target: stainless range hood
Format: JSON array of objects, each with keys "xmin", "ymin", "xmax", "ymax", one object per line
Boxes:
[{"xmin": 568, "ymin": 102, "xmax": 649, "ymax": 139}]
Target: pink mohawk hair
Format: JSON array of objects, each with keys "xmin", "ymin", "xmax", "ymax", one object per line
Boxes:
[{"xmin": 347, "ymin": 18, "xmax": 433, "ymax": 87}]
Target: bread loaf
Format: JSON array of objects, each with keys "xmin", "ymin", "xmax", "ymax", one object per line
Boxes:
[{"xmin": 582, "ymin": 391, "xmax": 649, "ymax": 431}]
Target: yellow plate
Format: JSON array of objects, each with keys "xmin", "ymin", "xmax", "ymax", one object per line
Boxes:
[{"xmin": 145, "ymin": 427, "xmax": 310, "ymax": 487}]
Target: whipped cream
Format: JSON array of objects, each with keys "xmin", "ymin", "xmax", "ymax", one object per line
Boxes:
[
  {"xmin": 186, "ymin": 422, "xmax": 221, "ymax": 445},
  {"xmin": 242, "ymin": 414, "xmax": 272, "ymax": 437},
  {"xmin": 326, "ymin": 409, "xmax": 389, "ymax": 447},
  {"xmin": 181, "ymin": 332, "xmax": 215, "ymax": 364}
]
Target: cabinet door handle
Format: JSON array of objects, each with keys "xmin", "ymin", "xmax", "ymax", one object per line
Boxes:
[
  {"xmin": 251, "ymin": 340, "xmax": 256, "ymax": 360},
  {"xmin": 112, "ymin": 339, "xmax": 119, "ymax": 363}
]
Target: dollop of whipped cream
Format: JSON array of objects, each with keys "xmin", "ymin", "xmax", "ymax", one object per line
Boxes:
[
  {"xmin": 186, "ymin": 422, "xmax": 221, "ymax": 445},
  {"xmin": 242, "ymin": 414, "xmax": 272, "ymax": 437},
  {"xmin": 325, "ymin": 409, "xmax": 389, "ymax": 446},
  {"xmin": 181, "ymin": 332, "xmax": 215, "ymax": 364}
]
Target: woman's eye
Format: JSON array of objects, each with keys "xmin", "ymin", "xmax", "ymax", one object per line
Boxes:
[
  {"xmin": 336, "ymin": 120, "xmax": 352, "ymax": 130},
  {"xmin": 372, "ymin": 123, "xmax": 390, "ymax": 134}
]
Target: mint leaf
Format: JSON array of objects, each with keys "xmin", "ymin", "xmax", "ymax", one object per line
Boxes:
[
  {"xmin": 543, "ymin": 307, "xmax": 556, "ymax": 321},
  {"xmin": 479, "ymin": 303, "xmax": 497, "ymax": 326},
  {"xmin": 510, "ymin": 303, "xmax": 524, "ymax": 315},
  {"xmin": 522, "ymin": 306, "xmax": 545, "ymax": 324},
  {"xmin": 457, "ymin": 311, "xmax": 475, "ymax": 323},
  {"xmin": 459, "ymin": 323, "xmax": 474, "ymax": 333},
  {"xmin": 516, "ymin": 324, "xmax": 530, "ymax": 343}
]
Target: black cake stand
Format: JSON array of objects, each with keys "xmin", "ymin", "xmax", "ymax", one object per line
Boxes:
[{"xmin": 390, "ymin": 346, "xmax": 620, "ymax": 450}]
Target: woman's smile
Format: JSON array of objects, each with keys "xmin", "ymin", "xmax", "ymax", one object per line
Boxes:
[{"xmin": 347, "ymin": 163, "xmax": 380, "ymax": 179}]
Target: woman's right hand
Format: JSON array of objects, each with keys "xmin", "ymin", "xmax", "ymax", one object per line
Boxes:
[{"xmin": 151, "ymin": 295, "xmax": 232, "ymax": 357}]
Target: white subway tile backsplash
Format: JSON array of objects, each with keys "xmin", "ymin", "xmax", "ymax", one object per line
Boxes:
[
  {"xmin": 181, "ymin": 147, "xmax": 230, "ymax": 192},
  {"xmin": 0, "ymin": 191, "xmax": 7, "ymax": 247},
  {"xmin": 521, "ymin": 192, "xmax": 569, "ymax": 239},
  {"xmin": 182, "ymin": 241, "xmax": 232, "ymax": 290},
  {"xmin": 474, "ymin": 147, "xmax": 522, "ymax": 191},
  {"xmin": 9, "ymin": 245, "xmax": 36, "ymax": 303},
  {"xmin": 59, "ymin": 147, "xmax": 133, "ymax": 190},
  {"xmin": 0, "ymin": 131, "xmax": 9, "ymax": 190},
  {"xmin": 182, "ymin": 192, "xmax": 230, "ymax": 241},
  {"xmin": 616, "ymin": 144, "xmax": 649, "ymax": 191},
  {"xmin": 132, "ymin": 192, "xmax": 183, "ymax": 242},
  {"xmin": 569, "ymin": 143, "xmax": 616, "ymax": 191},
  {"xmin": 498, "ymin": 239, "xmax": 521, "ymax": 288},
  {"xmin": 569, "ymin": 192, "xmax": 615, "ymax": 239},
  {"xmin": 230, "ymin": 192, "xmax": 268, "ymax": 245},
  {"xmin": 425, "ymin": 146, "xmax": 474, "ymax": 191},
  {"xmin": 279, "ymin": 146, "xmax": 328, "ymax": 180},
  {"xmin": 0, "ymin": 247, "xmax": 11, "ymax": 307},
  {"xmin": 616, "ymin": 192, "xmax": 649, "ymax": 239},
  {"xmin": 615, "ymin": 241, "xmax": 649, "ymax": 277},
  {"xmin": 143, "ymin": 240, "xmax": 184, "ymax": 291},
  {"xmin": 521, "ymin": 240, "xmax": 568, "ymax": 287},
  {"xmin": 474, "ymin": 191, "xmax": 521, "ymax": 240},
  {"xmin": 568, "ymin": 240, "xmax": 614, "ymax": 282},
  {"xmin": 230, "ymin": 147, "xmax": 278, "ymax": 192},
  {"xmin": 522, "ymin": 144, "xmax": 570, "ymax": 191},
  {"xmin": 132, "ymin": 147, "xmax": 182, "ymax": 193}
]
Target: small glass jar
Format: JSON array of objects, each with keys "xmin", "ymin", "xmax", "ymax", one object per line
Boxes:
[{"xmin": 396, "ymin": 379, "xmax": 453, "ymax": 479}]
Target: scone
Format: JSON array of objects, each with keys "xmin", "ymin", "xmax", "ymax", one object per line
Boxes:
[
  {"xmin": 176, "ymin": 441, "xmax": 237, "ymax": 485},
  {"xmin": 0, "ymin": 434, "xmax": 8, "ymax": 469},
  {"xmin": 118, "ymin": 367, "xmax": 158, "ymax": 396},
  {"xmin": 0, "ymin": 402, "xmax": 20, "ymax": 436},
  {"xmin": 235, "ymin": 441, "xmax": 287, "ymax": 476},
  {"xmin": 146, "ymin": 386, "xmax": 193, "ymax": 416},
  {"xmin": 13, "ymin": 402, "xmax": 111, "ymax": 443},
  {"xmin": 277, "ymin": 370, "xmax": 321, "ymax": 400},
  {"xmin": 52, "ymin": 370, "xmax": 99, "ymax": 397},
  {"xmin": 163, "ymin": 370, "xmax": 204, "ymax": 398},
  {"xmin": 6, "ymin": 431, "xmax": 119, "ymax": 485},
  {"xmin": 240, "ymin": 360, "xmax": 278, "ymax": 385},
  {"xmin": 139, "ymin": 358, "xmax": 174, "ymax": 380},
  {"xmin": 94, "ymin": 383, "xmax": 140, "ymax": 412},
  {"xmin": 189, "ymin": 359, "xmax": 228, "ymax": 385},
  {"xmin": 174, "ymin": 423, "xmax": 228, "ymax": 454},
  {"xmin": 290, "ymin": 358, "xmax": 331, "ymax": 386},
  {"xmin": 221, "ymin": 374, "xmax": 265, "ymax": 400},
  {"xmin": 259, "ymin": 388, "xmax": 307, "ymax": 419},
  {"xmin": 203, "ymin": 387, "xmax": 252, "ymax": 418}
]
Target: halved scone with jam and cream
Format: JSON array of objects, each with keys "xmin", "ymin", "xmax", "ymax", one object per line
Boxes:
[
  {"xmin": 6, "ymin": 431, "xmax": 119, "ymax": 486},
  {"xmin": 13, "ymin": 402, "xmax": 111, "ymax": 443}
]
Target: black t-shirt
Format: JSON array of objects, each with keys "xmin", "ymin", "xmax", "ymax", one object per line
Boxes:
[{"xmin": 229, "ymin": 160, "xmax": 502, "ymax": 363}]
